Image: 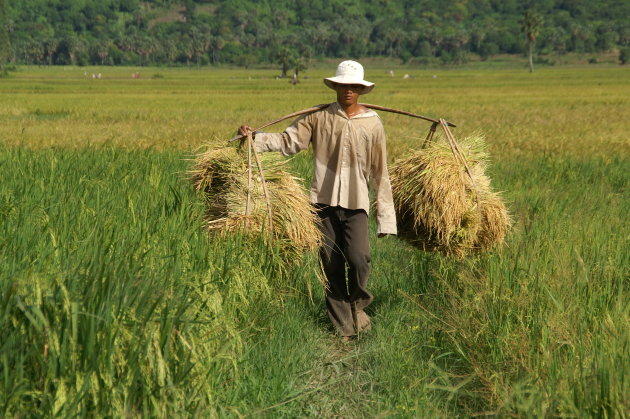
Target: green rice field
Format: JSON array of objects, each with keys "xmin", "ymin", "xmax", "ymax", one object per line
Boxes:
[{"xmin": 1, "ymin": 64, "xmax": 628, "ymax": 417}]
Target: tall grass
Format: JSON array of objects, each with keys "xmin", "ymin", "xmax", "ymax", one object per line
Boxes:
[
  {"xmin": 412, "ymin": 155, "xmax": 629, "ymax": 416},
  {"xmin": 0, "ymin": 146, "xmax": 324, "ymax": 416}
]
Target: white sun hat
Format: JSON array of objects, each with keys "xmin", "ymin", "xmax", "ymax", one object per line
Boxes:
[{"xmin": 324, "ymin": 60, "xmax": 375, "ymax": 94}]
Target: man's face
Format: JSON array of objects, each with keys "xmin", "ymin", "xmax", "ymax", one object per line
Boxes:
[{"xmin": 335, "ymin": 83, "xmax": 364, "ymax": 106}]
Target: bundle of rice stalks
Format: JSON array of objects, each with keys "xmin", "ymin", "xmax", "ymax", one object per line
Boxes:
[
  {"xmin": 390, "ymin": 134, "xmax": 510, "ymax": 257},
  {"xmin": 189, "ymin": 145, "xmax": 322, "ymax": 261}
]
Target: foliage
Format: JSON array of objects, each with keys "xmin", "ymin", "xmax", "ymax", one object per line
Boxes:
[
  {"xmin": 0, "ymin": 146, "xmax": 310, "ymax": 416},
  {"xmin": 520, "ymin": 9, "xmax": 544, "ymax": 72},
  {"xmin": 4, "ymin": 0, "xmax": 630, "ymax": 67},
  {"xmin": 0, "ymin": 0, "xmax": 10, "ymax": 74}
]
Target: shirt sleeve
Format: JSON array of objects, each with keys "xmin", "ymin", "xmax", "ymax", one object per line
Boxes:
[
  {"xmin": 370, "ymin": 122, "xmax": 398, "ymax": 235},
  {"xmin": 254, "ymin": 113, "xmax": 313, "ymax": 156}
]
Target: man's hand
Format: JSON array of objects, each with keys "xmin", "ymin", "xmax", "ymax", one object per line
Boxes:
[{"xmin": 238, "ymin": 125, "xmax": 255, "ymax": 137}]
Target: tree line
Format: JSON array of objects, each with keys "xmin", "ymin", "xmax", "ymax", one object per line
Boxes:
[{"xmin": 2, "ymin": 0, "xmax": 629, "ymax": 69}]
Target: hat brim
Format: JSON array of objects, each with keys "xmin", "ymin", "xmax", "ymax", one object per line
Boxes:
[{"xmin": 324, "ymin": 77, "xmax": 374, "ymax": 94}]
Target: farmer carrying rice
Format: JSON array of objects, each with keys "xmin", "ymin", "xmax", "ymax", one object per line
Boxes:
[{"xmin": 238, "ymin": 60, "xmax": 397, "ymax": 340}]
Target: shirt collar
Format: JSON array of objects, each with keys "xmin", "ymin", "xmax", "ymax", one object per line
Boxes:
[{"xmin": 331, "ymin": 102, "xmax": 378, "ymax": 120}]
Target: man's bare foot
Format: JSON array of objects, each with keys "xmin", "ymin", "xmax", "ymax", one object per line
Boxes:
[{"xmin": 356, "ymin": 310, "xmax": 371, "ymax": 332}]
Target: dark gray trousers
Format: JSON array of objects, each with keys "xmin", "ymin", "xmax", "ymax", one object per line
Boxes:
[{"xmin": 316, "ymin": 205, "xmax": 373, "ymax": 336}]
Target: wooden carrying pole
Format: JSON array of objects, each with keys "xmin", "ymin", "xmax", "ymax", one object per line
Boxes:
[
  {"xmin": 362, "ymin": 104, "xmax": 456, "ymax": 127},
  {"xmin": 228, "ymin": 104, "xmax": 329, "ymax": 143},
  {"xmin": 233, "ymin": 106, "xmax": 458, "ymax": 231},
  {"xmin": 228, "ymin": 104, "xmax": 456, "ymax": 143},
  {"xmin": 439, "ymin": 118, "xmax": 479, "ymax": 207},
  {"xmin": 245, "ymin": 132, "xmax": 253, "ymax": 217}
]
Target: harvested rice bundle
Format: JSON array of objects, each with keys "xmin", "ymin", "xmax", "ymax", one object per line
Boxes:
[
  {"xmin": 475, "ymin": 189, "xmax": 511, "ymax": 251},
  {"xmin": 189, "ymin": 145, "xmax": 322, "ymax": 259},
  {"xmin": 390, "ymin": 134, "xmax": 510, "ymax": 257}
]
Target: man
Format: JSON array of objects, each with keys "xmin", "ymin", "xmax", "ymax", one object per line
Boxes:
[{"xmin": 239, "ymin": 60, "xmax": 397, "ymax": 340}]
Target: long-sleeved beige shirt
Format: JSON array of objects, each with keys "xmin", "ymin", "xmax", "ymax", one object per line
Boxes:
[{"xmin": 254, "ymin": 102, "xmax": 397, "ymax": 235}]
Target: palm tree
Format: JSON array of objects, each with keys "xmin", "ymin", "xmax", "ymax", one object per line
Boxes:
[
  {"xmin": 293, "ymin": 55, "xmax": 308, "ymax": 79},
  {"xmin": 520, "ymin": 10, "xmax": 543, "ymax": 73},
  {"xmin": 274, "ymin": 46, "xmax": 295, "ymax": 78}
]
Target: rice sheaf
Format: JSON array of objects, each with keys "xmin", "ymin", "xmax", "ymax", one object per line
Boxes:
[
  {"xmin": 189, "ymin": 145, "xmax": 322, "ymax": 261},
  {"xmin": 389, "ymin": 134, "xmax": 511, "ymax": 257}
]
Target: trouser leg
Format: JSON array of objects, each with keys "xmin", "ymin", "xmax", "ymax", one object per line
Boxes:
[
  {"xmin": 343, "ymin": 208, "xmax": 373, "ymax": 312},
  {"xmin": 318, "ymin": 206, "xmax": 354, "ymax": 336},
  {"xmin": 317, "ymin": 205, "xmax": 372, "ymax": 337}
]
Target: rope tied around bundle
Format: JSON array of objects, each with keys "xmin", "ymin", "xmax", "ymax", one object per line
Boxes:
[{"xmin": 243, "ymin": 131, "xmax": 274, "ymax": 233}]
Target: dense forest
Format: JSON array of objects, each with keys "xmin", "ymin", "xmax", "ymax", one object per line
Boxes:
[{"xmin": 2, "ymin": 0, "xmax": 630, "ymax": 67}]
